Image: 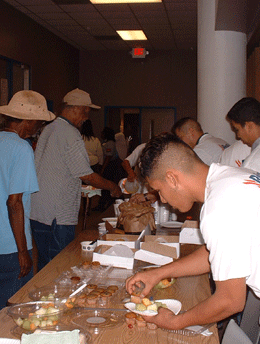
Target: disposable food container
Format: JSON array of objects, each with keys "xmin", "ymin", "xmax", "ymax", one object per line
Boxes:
[{"xmin": 7, "ymin": 301, "xmax": 64, "ymax": 331}]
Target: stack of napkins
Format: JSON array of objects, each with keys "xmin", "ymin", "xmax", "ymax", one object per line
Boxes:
[
  {"xmin": 21, "ymin": 330, "xmax": 80, "ymax": 344},
  {"xmin": 179, "ymin": 221, "xmax": 204, "ymax": 245}
]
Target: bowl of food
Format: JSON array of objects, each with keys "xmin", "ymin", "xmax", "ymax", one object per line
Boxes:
[
  {"xmin": 7, "ymin": 301, "xmax": 64, "ymax": 331},
  {"xmin": 29, "ymin": 285, "xmax": 76, "ymax": 302}
]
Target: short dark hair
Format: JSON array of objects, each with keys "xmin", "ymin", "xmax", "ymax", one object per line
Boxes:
[
  {"xmin": 140, "ymin": 132, "xmax": 202, "ymax": 179},
  {"xmin": 171, "ymin": 117, "xmax": 202, "ymax": 135},
  {"xmin": 1, "ymin": 114, "xmax": 23, "ymax": 125},
  {"xmin": 102, "ymin": 127, "xmax": 115, "ymax": 141},
  {"xmin": 226, "ymin": 97, "xmax": 260, "ymax": 126},
  {"xmin": 81, "ymin": 119, "xmax": 94, "ymax": 140}
]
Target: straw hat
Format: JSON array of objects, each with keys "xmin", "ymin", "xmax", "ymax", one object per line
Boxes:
[
  {"xmin": 63, "ymin": 88, "xmax": 101, "ymax": 109},
  {"xmin": 0, "ymin": 90, "xmax": 55, "ymax": 121}
]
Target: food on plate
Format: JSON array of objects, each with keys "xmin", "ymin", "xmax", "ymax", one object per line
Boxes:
[
  {"xmin": 14, "ymin": 303, "xmax": 60, "ymax": 330},
  {"xmin": 86, "ymin": 294, "xmax": 98, "ymax": 305},
  {"xmin": 89, "ymin": 291, "xmax": 101, "ymax": 298},
  {"xmin": 95, "ymin": 288, "xmax": 105, "ymax": 294},
  {"xmin": 135, "ymin": 303, "xmax": 146, "ymax": 312},
  {"xmin": 134, "ymin": 300, "xmax": 167, "ymax": 313},
  {"xmin": 135, "ymin": 315, "xmax": 146, "ymax": 327},
  {"xmin": 87, "ymin": 284, "xmax": 97, "ymax": 292},
  {"xmin": 142, "ymin": 298, "xmax": 152, "ymax": 307},
  {"xmin": 70, "ymin": 276, "xmax": 81, "ymax": 284},
  {"xmin": 40, "ymin": 293, "xmax": 55, "ymax": 301},
  {"xmin": 100, "ymin": 291, "xmax": 112, "ymax": 303},
  {"xmin": 130, "ymin": 292, "xmax": 142, "ymax": 304},
  {"xmin": 64, "ymin": 297, "xmax": 75, "ymax": 309},
  {"xmin": 107, "ymin": 285, "xmax": 118, "ymax": 292},
  {"xmin": 125, "ymin": 312, "xmax": 136, "ymax": 325},
  {"xmin": 74, "ymin": 296, "xmax": 87, "ymax": 307},
  {"xmin": 154, "ymin": 277, "xmax": 176, "ymax": 289},
  {"xmin": 91, "ymin": 261, "xmax": 101, "ymax": 268},
  {"xmin": 82, "ymin": 261, "xmax": 91, "ymax": 269}
]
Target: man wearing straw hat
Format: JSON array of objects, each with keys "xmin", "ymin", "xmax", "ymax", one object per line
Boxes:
[
  {"xmin": 0, "ymin": 90, "xmax": 55, "ymax": 309},
  {"xmin": 30, "ymin": 88, "xmax": 121, "ymax": 271}
]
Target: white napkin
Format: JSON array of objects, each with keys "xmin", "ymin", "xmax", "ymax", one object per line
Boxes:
[
  {"xmin": 105, "ymin": 244, "xmax": 134, "ymax": 258},
  {"xmin": 21, "ymin": 330, "xmax": 80, "ymax": 344},
  {"xmin": 179, "ymin": 228, "xmax": 205, "ymax": 245}
]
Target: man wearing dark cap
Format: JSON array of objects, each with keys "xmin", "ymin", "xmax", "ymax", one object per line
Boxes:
[{"xmin": 30, "ymin": 88, "xmax": 121, "ymax": 271}]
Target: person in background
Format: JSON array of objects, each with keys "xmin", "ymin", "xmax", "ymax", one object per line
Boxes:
[
  {"xmin": 172, "ymin": 117, "xmax": 229, "ymax": 165},
  {"xmin": 30, "ymin": 89, "xmax": 121, "ymax": 271},
  {"xmin": 126, "ymin": 133, "xmax": 260, "ymax": 331},
  {"xmin": 219, "ymin": 139, "xmax": 251, "ymax": 167},
  {"xmin": 121, "ymin": 142, "xmax": 146, "ymax": 183},
  {"xmin": 226, "ymin": 97, "xmax": 260, "ymax": 171},
  {"xmin": 115, "ymin": 131, "xmax": 128, "ymax": 162},
  {"xmin": 0, "ymin": 90, "xmax": 55, "ymax": 309},
  {"xmin": 93, "ymin": 127, "xmax": 126, "ymax": 211},
  {"xmin": 81, "ymin": 119, "xmax": 103, "ymax": 173}
]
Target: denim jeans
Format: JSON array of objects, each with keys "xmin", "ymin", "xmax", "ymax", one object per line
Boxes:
[
  {"xmin": 30, "ymin": 219, "xmax": 75, "ymax": 272},
  {"xmin": 0, "ymin": 250, "xmax": 33, "ymax": 310}
]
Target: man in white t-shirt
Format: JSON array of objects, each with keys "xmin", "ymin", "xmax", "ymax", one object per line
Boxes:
[
  {"xmin": 226, "ymin": 97, "xmax": 260, "ymax": 172},
  {"xmin": 219, "ymin": 140, "xmax": 250, "ymax": 167},
  {"xmin": 172, "ymin": 117, "xmax": 229, "ymax": 165},
  {"xmin": 126, "ymin": 133, "xmax": 260, "ymax": 331}
]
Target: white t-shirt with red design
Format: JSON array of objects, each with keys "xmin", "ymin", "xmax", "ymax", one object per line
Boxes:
[{"xmin": 200, "ymin": 163, "xmax": 260, "ymax": 297}]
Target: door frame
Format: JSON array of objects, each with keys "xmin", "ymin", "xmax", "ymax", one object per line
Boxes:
[{"xmin": 104, "ymin": 105, "xmax": 177, "ymax": 145}]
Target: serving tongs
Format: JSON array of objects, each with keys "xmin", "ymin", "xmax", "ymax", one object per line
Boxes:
[{"xmin": 165, "ymin": 322, "xmax": 214, "ymax": 336}]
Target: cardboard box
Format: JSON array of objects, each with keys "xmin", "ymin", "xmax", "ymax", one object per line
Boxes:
[
  {"xmin": 97, "ymin": 234, "xmax": 141, "ymax": 249},
  {"xmin": 142, "ymin": 235, "xmax": 180, "ymax": 257},
  {"xmin": 93, "ymin": 244, "xmax": 136, "ymax": 269},
  {"xmin": 134, "ymin": 233, "xmax": 179, "ymax": 266},
  {"xmin": 179, "ymin": 220, "xmax": 204, "ymax": 245},
  {"xmin": 97, "ymin": 225, "xmax": 150, "ymax": 250}
]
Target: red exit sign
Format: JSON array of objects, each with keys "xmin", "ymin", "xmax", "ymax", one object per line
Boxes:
[{"xmin": 131, "ymin": 48, "xmax": 148, "ymax": 58}]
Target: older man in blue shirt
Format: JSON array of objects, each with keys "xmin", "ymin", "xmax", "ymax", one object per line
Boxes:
[{"xmin": 0, "ymin": 90, "xmax": 55, "ymax": 309}]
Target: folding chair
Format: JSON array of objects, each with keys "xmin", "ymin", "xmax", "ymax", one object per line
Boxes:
[
  {"xmin": 222, "ymin": 319, "xmax": 253, "ymax": 344},
  {"xmin": 240, "ymin": 289, "xmax": 260, "ymax": 344},
  {"xmin": 222, "ymin": 289, "xmax": 260, "ymax": 344}
]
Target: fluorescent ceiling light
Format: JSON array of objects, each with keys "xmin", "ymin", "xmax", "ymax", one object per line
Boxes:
[
  {"xmin": 117, "ymin": 30, "xmax": 147, "ymax": 40},
  {"xmin": 91, "ymin": 0, "xmax": 161, "ymax": 3}
]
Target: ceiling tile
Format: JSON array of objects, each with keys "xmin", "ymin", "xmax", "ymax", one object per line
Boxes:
[
  {"xmin": 69, "ymin": 11, "xmax": 104, "ymax": 20},
  {"xmin": 10, "ymin": 0, "xmax": 53, "ymax": 4},
  {"xmin": 23, "ymin": 4, "xmax": 62, "ymax": 12},
  {"xmin": 46, "ymin": 18, "xmax": 79, "ymax": 26},
  {"xmin": 59, "ymin": 4, "xmax": 96, "ymax": 12},
  {"xmin": 109, "ymin": 18, "xmax": 140, "ymax": 26},
  {"xmin": 100, "ymin": 40, "xmax": 129, "ymax": 50},
  {"xmin": 85, "ymin": 25, "xmax": 115, "ymax": 36},
  {"xmin": 3, "ymin": 0, "xmax": 198, "ymax": 51},
  {"xmin": 37, "ymin": 12, "xmax": 72, "ymax": 19},
  {"xmin": 93, "ymin": 3, "xmax": 130, "ymax": 12}
]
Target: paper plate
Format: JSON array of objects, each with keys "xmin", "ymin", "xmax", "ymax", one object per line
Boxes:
[
  {"xmin": 160, "ymin": 221, "xmax": 183, "ymax": 228},
  {"xmin": 124, "ymin": 299, "xmax": 182, "ymax": 317},
  {"xmin": 0, "ymin": 339, "xmax": 20, "ymax": 344}
]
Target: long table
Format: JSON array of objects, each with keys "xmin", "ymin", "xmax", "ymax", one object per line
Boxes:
[{"xmin": 1, "ymin": 206, "xmax": 220, "ymax": 344}]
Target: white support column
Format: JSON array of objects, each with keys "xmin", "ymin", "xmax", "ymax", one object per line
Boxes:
[{"xmin": 198, "ymin": 0, "xmax": 247, "ymax": 144}]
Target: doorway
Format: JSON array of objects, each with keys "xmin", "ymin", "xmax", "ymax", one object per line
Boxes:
[{"xmin": 104, "ymin": 105, "xmax": 176, "ymax": 153}]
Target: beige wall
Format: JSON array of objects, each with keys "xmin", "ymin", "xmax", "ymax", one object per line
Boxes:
[
  {"xmin": 0, "ymin": 0, "xmax": 79, "ymax": 113},
  {"xmin": 79, "ymin": 50, "xmax": 197, "ymax": 139}
]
